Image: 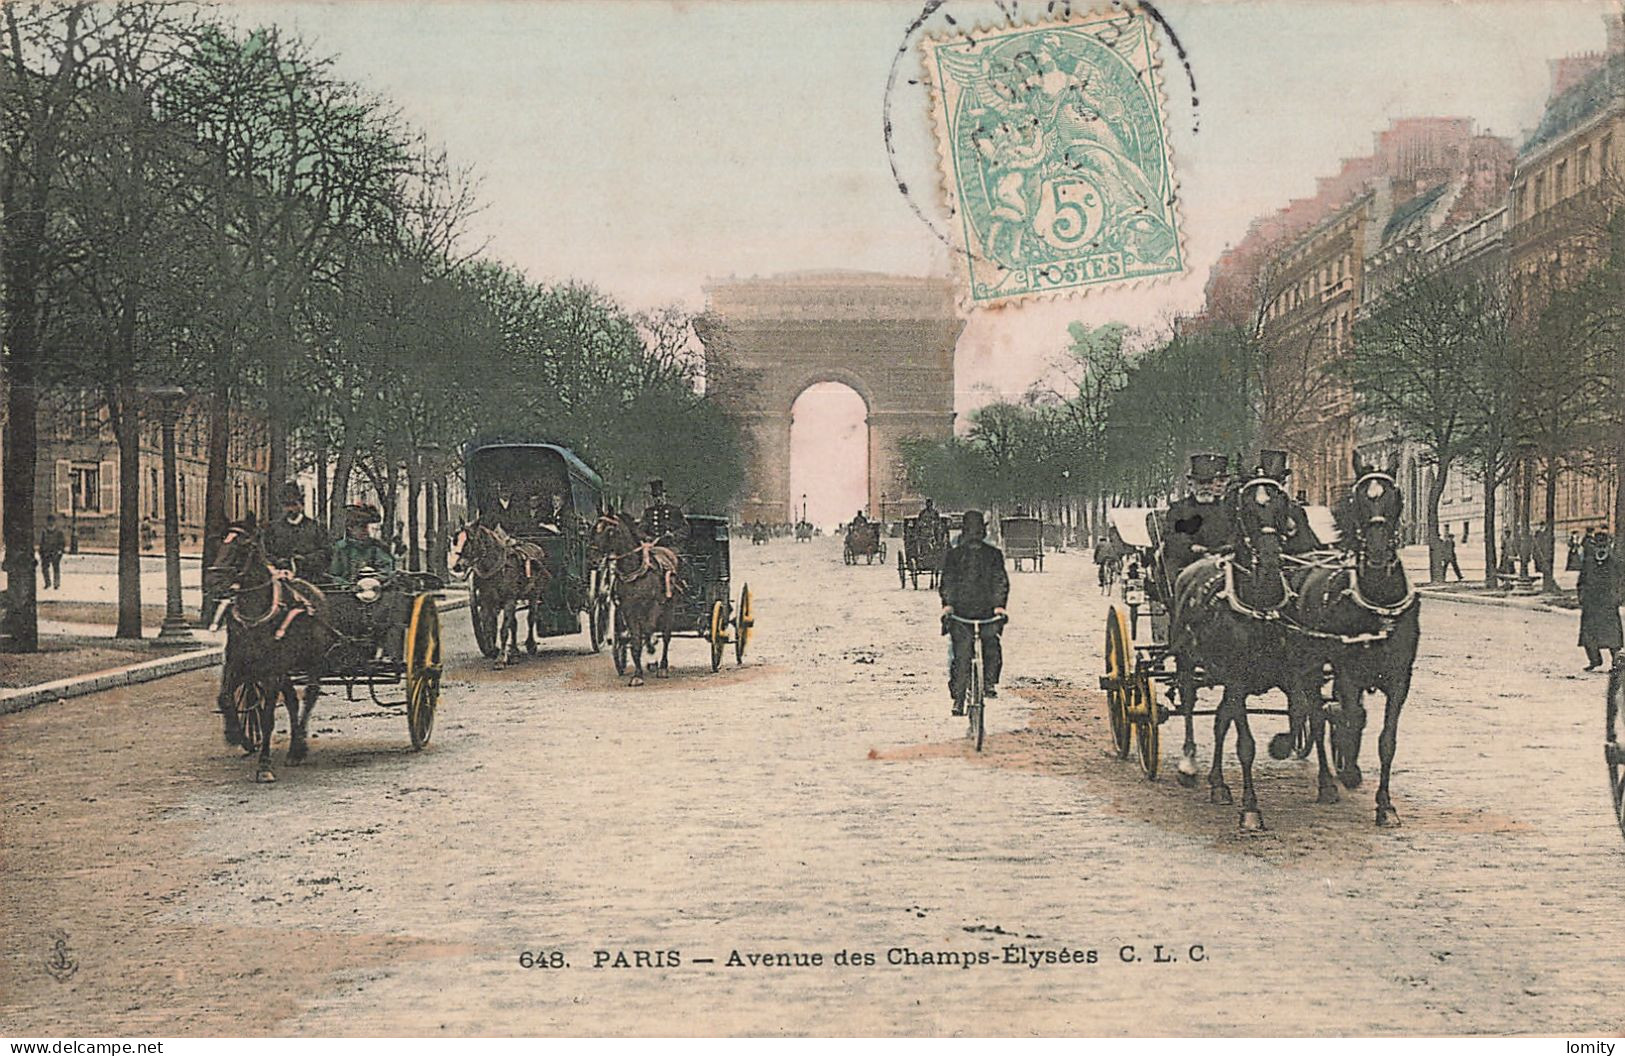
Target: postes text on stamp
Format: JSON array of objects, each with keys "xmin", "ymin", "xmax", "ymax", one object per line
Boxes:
[{"xmin": 922, "ymin": 7, "xmax": 1185, "ymax": 309}]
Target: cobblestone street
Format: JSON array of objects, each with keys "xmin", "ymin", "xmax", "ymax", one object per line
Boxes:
[{"xmin": 2, "ymin": 539, "xmax": 1619, "ymax": 1036}]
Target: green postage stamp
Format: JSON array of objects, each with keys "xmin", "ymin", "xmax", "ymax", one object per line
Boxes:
[{"xmin": 922, "ymin": 7, "xmax": 1185, "ymax": 309}]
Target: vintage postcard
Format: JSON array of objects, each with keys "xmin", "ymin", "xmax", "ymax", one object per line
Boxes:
[{"xmin": 1, "ymin": 0, "xmax": 1623, "ymax": 1041}]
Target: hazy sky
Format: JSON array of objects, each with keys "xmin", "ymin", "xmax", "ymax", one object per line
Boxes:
[{"xmin": 242, "ymin": 0, "xmax": 1614, "ymax": 417}]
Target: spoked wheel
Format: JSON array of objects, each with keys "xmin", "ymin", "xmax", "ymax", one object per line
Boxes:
[
  {"xmin": 1102, "ymin": 606, "xmax": 1133, "ymax": 760},
  {"xmin": 733, "ymin": 585, "xmax": 753, "ymax": 665},
  {"xmin": 233, "ymin": 680, "xmax": 271, "ymax": 755},
  {"xmin": 612, "ymin": 607, "xmax": 629, "ymax": 677},
  {"xmin": 897, "ymin": 552, "xmax": 907, "ymax": 589},
  {"xmin": 404, "ymin": 595, "xmax": 442, "ymax": 750},
  {"xmin": 967, "ymin": 663, "xmax": 985, "ymax": 752},
  {"xmin": 1291, "ymin": 711, "xmax": 1314, "ymax": 759},
  {"xmin": 1133, "ymin": 670, "xmax": 1160, "ymax": 779},
  {"xmin": 470, "ymin": 587, "xmax": 498, "ymax": 659},
  {"xmin": 878, "ymin": 541, "xmax": 888, "ymax": 563},
  {"xmin": 1607, "ymin": 663, "xmax": 1625, "ymax": 842},
  {"xmin": 589, "ymin": 592, "xmax": 610, "ymax": 654},
  {"xmin": 708, "ymin": 599, "xmax": 728, "ymax": 673}
]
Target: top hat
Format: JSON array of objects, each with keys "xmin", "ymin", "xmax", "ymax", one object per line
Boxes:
[
  {"xmin": 1187, "ymin": 453, "xmax": 1228, "ymax": 482},
  {"xmin": 344, "ymin": 503, "xmax": 380, "ymax": 527},
  {"xmin": 961, "ymin": 509, "xmax": 986, "ymax": 538},
  {"xmin": 1257, "ymin": 449, "xmax": 1291, "ymax": 482},
  {"xmin": 278, "ymin": 481, "xmax": 304, "ymax": 504},
  {"xmin": 648, "ymin": 479, "xmax": 665, "ymax": 496}
]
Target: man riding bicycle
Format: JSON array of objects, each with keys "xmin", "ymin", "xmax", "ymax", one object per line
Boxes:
[{"xmin": 939, "ymin": 510, "xmax": 1009, "ymax": 716}]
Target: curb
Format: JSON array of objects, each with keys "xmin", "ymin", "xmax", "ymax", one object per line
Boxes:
[
  {"xmin": 0, "ymin": 591, "xmax": 470, "ymax": 718},
  {"xmin": 1415, "ymin": 587, "xmax": 1570, "ymax": 614}
]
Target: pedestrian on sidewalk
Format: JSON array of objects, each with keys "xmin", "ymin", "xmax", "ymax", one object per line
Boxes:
[
  {"xmin": 38, "ymin": 515, "xmax": 66, "ymax": 590},
  {"xmin": 1578, "ymin": 526, "xmax": 1622, "ymax": 672},
  {"xmin": 1441, "ymin": 528, "xmax": 1463, "ymax": 582}
]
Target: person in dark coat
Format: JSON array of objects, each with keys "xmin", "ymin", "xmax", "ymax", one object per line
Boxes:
[
  {"xmin": 1256, "ymin": 449, "xmax": 1321, "ymax": 555},
  {"xmin": 38, "ymin": 514, "xmax": 67, "ymax": 590},
  {"xmin": 1441, "ymin": 528, "xmax": 1463, "ymax": 582},
  {"xmin": 1163, "ymin": 453, "xmax": 1235, "ymax": 584},
  {"xmin": 939, "ymin": 510, "xmax": 1010, "ymax": 715},
  {"xmin": 639, "ymin": 479, "xmax": 689, "ymax": 548},
  {"xmin": 1578, "ymin": 526, "xmax": 1622, "ymax": 671},
  {"xmin": 262, "ymin": 482, "xmax": 331, "ymax": 581}
]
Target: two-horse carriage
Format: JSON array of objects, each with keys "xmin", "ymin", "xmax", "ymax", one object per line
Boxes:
[
  {"xmin": 1001, "ymin": 515, "xmax": 1045, "ymax": 572},
  {"xmin": 843, "ymin": 520, "xmax": 887, "ymax": 565},
  {"xmin": 454, "ymin": 442, "xmax": 613, "ymax": 664},
  {"xmin": 207, "ymin": 523, "xmax": 446, "ymax": 783},
  {"xmin": 591, "ymin": 511, "xmax": 754, "ymax": 683},
  {"xmin": 1098, "ymin": 462, "xmax": 1419, "ymax": 829},
  {"xmin": 897, "ymin": 513, "xmax": 949, "ymax": 590}
]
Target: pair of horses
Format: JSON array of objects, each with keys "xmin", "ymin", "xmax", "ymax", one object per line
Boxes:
[
  {"xmin": 449, "ymin": 521, "xmax": 553, "ymax": 667},
  {"xmin": 1167, "ymin": 453, "xmax": 1419, "ymax": 829}
]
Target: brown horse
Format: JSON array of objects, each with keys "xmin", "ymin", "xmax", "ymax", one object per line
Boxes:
[
  {"xmin": 204, "ymin": 521, "xmax": 335, "ymax": 783},
  {"xmin": 591, "ymin": 512, "xmax": 680, "ymax": 686},
  {"xmin": 450, "ymin": 522, "xmax": 551, "ymax": 667}
]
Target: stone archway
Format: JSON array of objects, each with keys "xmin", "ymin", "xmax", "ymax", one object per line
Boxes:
[{"xmin": 694, "ymin": 272, "xmax": 961, "ymax": 523}]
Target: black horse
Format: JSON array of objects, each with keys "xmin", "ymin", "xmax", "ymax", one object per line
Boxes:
[
  {"xmin": 204, "ymin": 522, "xmax": 335, "ymax": 783},
  {"xmin": 1286, "ymin": 454, "xmax": 1420, "ymax": 827},
  {"xmin": 1168, "ymin": 477, "xmax": 1324, "ymax": 829}
]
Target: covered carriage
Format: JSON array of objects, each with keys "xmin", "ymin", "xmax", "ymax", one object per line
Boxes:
[
  {"xmin": 843, "ymin": 520, "xmax": 887, "ymax": 565},
  {"xmin": 611, "ymin": 513, "xmax": 754, "ymax": 675},
  {"xmin": 1000, "ymin": 515, "xmax": 1044, "ymax": 571},
  {"xmin": 897, "ymin": 512, "xmax": 950, "ymax": 590},
  {"xmin": 460, "ymin": 442, "xmax": 613, "ymax": 656}
]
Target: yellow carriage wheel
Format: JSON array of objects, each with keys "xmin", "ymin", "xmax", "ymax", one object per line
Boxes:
[
  {"xmin": 1103, "ymin": 607, "xmax": 1133, "ymax": 760},
  {"xmin": 708, "ymin": 600, "xmax": 727, "ymax": 673},
  {"xmin": 404, "ymin": 595, "xmax": 442, "ymax": 750},
  {"xmin": 733, "ymin": 584, "xmax": 753, "ymax": 665},
  {"xmin": 1134, "ymin": 670, "xmax": 1160, "ymax": 779}
]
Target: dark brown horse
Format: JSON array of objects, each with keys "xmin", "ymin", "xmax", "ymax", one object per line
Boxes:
[
  {"xmin": 204, "ymin": 522, "xmax": 335, "ymax": 783},
  {"xmin": 1168, "ymin": 477, "xmax": 1325, "ymax": 829},
  {"xmin": 1285, "ymin": 453, "xmax": 1420, "ymax": 827},
  {"xmin": 591, "ymin": 513, "xmax": 679, "ymax": 686},
  {"xmin": 450, "ymin": 522, "xmax": 550, "ymax": 667}
]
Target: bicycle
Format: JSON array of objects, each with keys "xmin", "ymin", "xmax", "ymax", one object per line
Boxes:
[{"xmin": 947, "ymin": 613, "xmax": 1008, "ymax": 752}]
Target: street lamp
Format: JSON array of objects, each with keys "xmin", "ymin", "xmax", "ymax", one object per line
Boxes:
[
  {"xmin": 150, "ymin": 385, "xmax": 194, "ymax": 643},
  {"xmin": 801, "ymin": 493, "xmax": 808, "ymax": 525},
  {"xmin": 418, "ymin": 442, "xmax": 443, "ymax": 577},
  {"xmin": 1514, "ymin": 440, "xmax": 1538, "ymax": 594}
]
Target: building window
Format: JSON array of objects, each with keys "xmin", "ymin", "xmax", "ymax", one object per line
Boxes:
[
  {"xmin": 71, "ymin": 464, "xmax": 101, "ymax": 513},
  {"xmin": 1556, "ymin": 159, "xmax": 1568, "ymax": 198},
  {"xmin": 1534, "ymin": 172, "xmax": 1547, "ymax": 210},
  {"xmin": 1604, "ymin": 133, "xmax": 1616, "ymax": 176},
  {"xmin": 149, "ymin": 467, "xmax": 160, "ymax": 517},
  {"xmin": 1580, "ymin": 145, "xmax": 1593, "ymax": 185}
]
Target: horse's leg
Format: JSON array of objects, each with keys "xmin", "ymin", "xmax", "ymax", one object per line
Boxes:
[
  {"xmin": 1231, "ymin": 690, "xmax": 1264, "ymax": 831},
  {"xmin": 1176, "ymin": 657, "xmax": 1199, "ymax": 788},
  {"xmin": 255, "ymin": 680, "xmax": 278, "ymax": 784},
  {"xmin": 1308, "ymin": 673, "xmax": 1339, "ymax": 804},
  {"xmin": 1334, "ymin": 670, "xmax": 1367, "ymax": 790},
  {"xmin": 1373, "ymin": 663, "xmax": 1413, "ymax": 828},
  {"xmin": 217, "ymin": 659, "xmax": 247, "ymax": 750},
  {"xmin": 1207, "ymin": 679, "xmax": 1233, "ymax": 806},
  {"xmin": 657, "ymin": 602, "xmax": 673, "ymax": 678},
  {"xmin": 629, "ymin": 610, "xmax": 647, "ymax": 687},
  {"xmin": 498, "ymin": 600, "xmax": 515, "ymax": 667},
  {"xmin": 284, "ymin": 678, "xmax": 307, "ymax": 764}
]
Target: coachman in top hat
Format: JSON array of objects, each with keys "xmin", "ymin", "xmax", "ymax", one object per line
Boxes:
[
  {"xmin": 1163, "ymin": 453, "xmax": 1235, "ymax": 582},
  {"xmin": 1254, "ymin": 448, "xmax": 1321, "ymax": 555}
]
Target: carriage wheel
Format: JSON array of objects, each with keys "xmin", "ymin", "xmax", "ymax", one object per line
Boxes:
[
  {"xmin": 1292, "ymin": 710, "xmax": 1314, "ymax": 759},
  {"xmin": 897, "ymin": 552, "xmax": 907, "ymax": 589},
  {"xmin": 612, "ymin": 607, "xmax": 629, "ymax": 677},
  {"xmin": 589, "ymin": 593, "xmax": 610, "ymax": 654},
  {"xmin": 878, "ymin": 541, "xmax": 887, "ymax": 563},
  {"xmin": 470, "ymin": 587, "xmax": 498, "ymax": 659},
  {"xmin": 233, "ymin": 680, "xmax": 270, "ymax": 755},
  {"xmin": 1607, "ymin": 663, "xmax": 1625, "ymax": 843},
  {"xmin": 733, "ymin": 585, "xmax": 753, "ymax": 665},
  {"xmin": 1133, "ymin": 670, "xmax": 1160, "ymax": 779},
  {"xmin": 1103, "ymin": 607, "xmax": 1133, "ymax": 760},
  {"xmin": 404, "ymin": 595, "xmax": 442, "ymax": 751},
  {"xmin": 708, "ymin": 600, "xmax": 727, "ymax": 673}
]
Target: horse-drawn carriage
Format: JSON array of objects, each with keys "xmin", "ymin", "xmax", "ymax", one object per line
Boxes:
[
  {"xmin": 897, "ymin": 513, "xmax": 949, "ymax": 590},
  {"xmin": 1098, "ymin": 463, "xmax": 1420, "ymax": 829},
  {"xmin": 455, "ymin": 442, "xmax": 613, "ymax": 662},
  {"xmin": 593, "ymin": 512, "xmax": 754, "ymax": 682},
  {"xmin": 207, "ymin": 524, "xmax": 446, "ymax": 782},
  {"xmin": 843, "ymin": 520, "xmax": 887, "ymax": 565},
  {"xmin": 1001, "ymin": 515, "xmax": 1044, "ymax": 571}
]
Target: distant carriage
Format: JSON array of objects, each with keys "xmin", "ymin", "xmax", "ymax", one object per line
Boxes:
[
  {"xmin": 794, "ymin": 520, "xmax": 814, "ymax": 542},
  {"xmin": 897, "ymin": 514, "xmax": 949, "ymax": 590},
  {"xmin": 1001, "ymin": 515, "xmax": 1044, "ymax": 571},
  {"xmin": 610, "ymin": 513, "xmax": 754, "ymax": 674},
  {"xmin": 843, "ymin": 520, "xmax": 887, "ymax": 565},
  {"xmin": 459, "ymin": 442, "xmax": 613, "ymax": 657}
]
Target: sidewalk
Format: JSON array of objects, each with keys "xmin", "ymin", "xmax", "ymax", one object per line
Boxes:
[{"xmin": 1399, "ymin": 543, "xmax": 1579, "ymax": 614}]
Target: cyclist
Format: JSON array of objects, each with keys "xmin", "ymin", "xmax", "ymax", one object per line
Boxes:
[{"xmin": 939, "ymin": 509, "xmax": 1009, "ymax": 716}]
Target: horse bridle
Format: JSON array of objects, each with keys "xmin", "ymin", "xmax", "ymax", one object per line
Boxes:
[
  {"xmin": 457, "ymin": 524, "xmax": 508, "ymax": 580},
  {"xmin": 1349, "ymin": 471, "xmax": 1403, "ymax": 570}
]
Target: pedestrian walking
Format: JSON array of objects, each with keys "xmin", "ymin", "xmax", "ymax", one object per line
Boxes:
[
  {"xmin": 1567, "ymin": 529, "xmax": 1586, "ymax": 572},
  {"xmin": 1578, "ymin": 526, "xmax": 1622, "ymax": 672},
  {"xmin": 1441, "ymin": 528, "xmax": 1463, "ymax": 582},
  {"xmin": 1498, "ymin": 527, "xmax": 1515, "ymax": 578},
  {"xmin": 38, "ymin": 515, "xmax": 67, "ymax": 590}
]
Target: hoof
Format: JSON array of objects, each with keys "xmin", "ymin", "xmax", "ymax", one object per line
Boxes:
[
  {"xmin": 1267, "ymin": 733, "xmax": 1293, "ymax": 760},
  {"xmin": 1317, "ymin": 783, "xmax": 1340, "ymax": 805},
  {"xmin": 255, "ymin": 769, "xmax": 277, "ymax": 784},
  {"xmin": 1209, "ymin": 784, "xmax": 1233, "ymax": 806},
  {"xmin": 630, "ymin": 676, "xmax": 645, "ymax": 687},
  {"xmin": 1176, "ymin": 770, "xmax": 1197, "ymax": 789},
  {"xmin": 1339, "ymin": 766, "xmax": 1364, "ymax": 790},
  {"xmin": 1376, "ymin": 806, "xmax": 1402, "ymax": 828},
  {"xmin": 1239, "ymin": 809, "xmax": 1266, "ymax": 832}
]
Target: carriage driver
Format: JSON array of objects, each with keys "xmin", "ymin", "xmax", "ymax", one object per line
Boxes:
[
  {"xmin": 330, "ymin": 503, "xmax": 396, "ymax": 586},
  {"xmin": 939, "ymin": 510, "xmax": 1010, "ymax": 715},
  {"xmin": 916, "ymin": 496, "xmax": 944, "ymax": 546},
  {"xmin": 639, "ymin": 479, "xmax": 689, "ymax": 548},
  {"xmin": 1256, "ymin": 449, "xmax": 1322, "ymax": 555},
  {"xmin": 263, "ymin": 481, "xmax": 331, "ymax": 581},
  {"xmin": 1162, "ymin": 453, "xmax": 1235, "ymax": 583}
]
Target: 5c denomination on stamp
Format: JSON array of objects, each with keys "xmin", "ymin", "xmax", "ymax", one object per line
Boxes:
[{"xmin": 921, "ymin": 5, "xmax": 1185, "ymax": 309}]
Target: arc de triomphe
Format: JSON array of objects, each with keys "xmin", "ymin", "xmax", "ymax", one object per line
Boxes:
[{"xmin": 695, "ymin": 272, "xmax": 962, "ymax": 524}]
